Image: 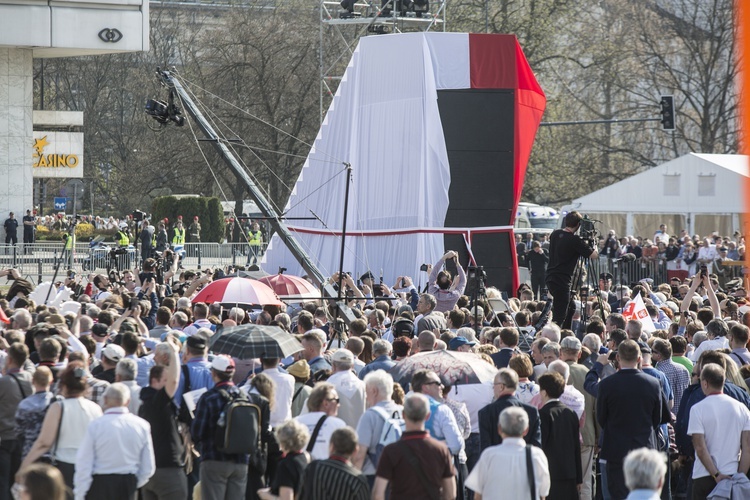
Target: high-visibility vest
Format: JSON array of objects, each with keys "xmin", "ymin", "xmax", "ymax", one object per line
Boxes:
[
  {"xmin": 248, "ymin": 230, "xmax": 263, "ymax": 247},
  {"xmin": 62, "ymin": 233, "xmax": 73, "ymax": 250},
  {"xmin": 115, "ymin": 230, "xmax": 130, "ymax": 247},
  {"xmin": 172, "ymin": 227, "xmax": 185, "ymax": 245}
]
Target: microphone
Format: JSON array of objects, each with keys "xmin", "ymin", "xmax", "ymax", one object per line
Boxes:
[{"xmin": 614, "ymin": 253, "xmax": 637, "ymax": 262}]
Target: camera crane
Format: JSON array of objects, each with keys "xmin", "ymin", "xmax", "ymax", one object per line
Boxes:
[{"xmin": 147, "ymin": 69, "xmax": 357, "ymax": 324}]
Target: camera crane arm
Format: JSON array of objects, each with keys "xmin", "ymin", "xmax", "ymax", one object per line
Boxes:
[{"xmin": 154, "ymin": 69, "xmax": 356, "ymax": 324}]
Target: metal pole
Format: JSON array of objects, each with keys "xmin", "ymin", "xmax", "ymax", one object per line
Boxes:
[
  {"xmin": 336, "ymin": 163, "xmax": 352, "ymax": 302},
  {"xmin": 159, "ymin": 70, "xmax": 356, "ymax": 323}
]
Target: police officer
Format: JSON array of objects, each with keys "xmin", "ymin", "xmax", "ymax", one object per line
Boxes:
[
  {"xmin": 247, "ymin": 221, "xmax": 263, "ymax": 265},
  {"xmin": 188, "ymin": 216, "xmax": 201, "ymax": 243},
  {"xmin": 4, "ymin": 212, "xmax": 18, "ymax": 246},
  {"xmin": 188, "ymin": 216, "xmax": 201, "ymax": 257},
  {"xmin": 545, "ymin": 210, "xmax": 598, "ymax": 329},
  {"xmin": 22, "ymin": 210, "xmax": 34, "ymax": 245},
  {"xmin": 115, "ymin": 223, "xmax": 130, "ymax": 248},
  {"xmin": 172, "ymin": 220, "xmax": 185, "ymax": 246}
]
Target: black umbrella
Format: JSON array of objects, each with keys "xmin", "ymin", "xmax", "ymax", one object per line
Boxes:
[{"xmin": 208, "ymin": 324, "xmax": 302, "ymax": 359}]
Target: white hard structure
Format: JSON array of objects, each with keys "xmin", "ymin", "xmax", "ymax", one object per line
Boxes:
[{"xmin": 0, "ymin": 0, "xmax": 149, "ymax": 218}]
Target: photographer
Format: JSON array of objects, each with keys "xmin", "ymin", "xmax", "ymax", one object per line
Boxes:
[
  {"xmin": 545, "ymin": 211, "xmax": 598, "ymax": 329},
  {"xmin": 427, "ymin": 250, "xmax": 466, "ymax": 312}
]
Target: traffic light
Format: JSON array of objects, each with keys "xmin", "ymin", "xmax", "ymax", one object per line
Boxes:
[{"xmin": 660, "ymin": 95, "xmax": 675, "ymax": 130}]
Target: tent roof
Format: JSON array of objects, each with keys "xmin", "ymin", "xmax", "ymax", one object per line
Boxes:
[{"xmin": 569, "ymin": 153, "xmax": 748, "ymax": 214}]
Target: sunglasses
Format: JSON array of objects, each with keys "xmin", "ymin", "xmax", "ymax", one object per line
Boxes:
[
  {"xmin": 425, "ymin": 380, "xmax": 443, "ymax": 387},
  {"xmin": 326, "ymin": 397, "xmax": 340, "ymax": 403}
]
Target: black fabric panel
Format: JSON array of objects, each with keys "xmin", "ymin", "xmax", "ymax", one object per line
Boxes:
[
  {"xmin": 438, "ymin": 90, "xmax": 514, "ymax": 152},
  {"xmin": 437, "ymin": 89, "xmax": 516, "ymax": 293}
]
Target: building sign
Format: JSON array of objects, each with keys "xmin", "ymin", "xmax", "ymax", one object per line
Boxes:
[{"xmin": 32, "ymin": 131, "xmax": 84, "ymax": 179}]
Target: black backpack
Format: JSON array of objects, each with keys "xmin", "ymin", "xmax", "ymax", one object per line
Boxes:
[{"xmin": 215, "ymin": 389, "xmax": 262, "ymax": 455}]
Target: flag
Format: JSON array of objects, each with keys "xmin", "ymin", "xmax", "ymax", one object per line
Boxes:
[{"xmin": 621, "ymin": 293, "xmax": 656, "ymax": 332}]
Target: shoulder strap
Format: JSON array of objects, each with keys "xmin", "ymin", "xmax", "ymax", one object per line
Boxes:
[
  {"xmin": 398, "ymin": 440, "xmax": 441, "ymax": 500},
  {"xmin": 51, "ymin": 400, "xmax": 65, "ymax": 458},
  {"xmin": 526, "ymin": 445, "xmax": 536, "ymax": 500},
  {"xmin": 182, "ymin": 364, "xmax": 191, "ymax": 392},
  {"xmin": 292, "ymin": 385, "xmax": 306, "ymax": 403},
  {"xmin": 369, "ymin": 405, "xmax": 390, "ymax": 422},
  {"xmin": 9, "ymin": 373, "xmax": 28, "ymax": 399},
  {"xmin": 731, "ymin": 352, "xmax": 749, "ymax": 366},
  {"xmin": 307, "ymin": 415, "xmax": 328, "ymax": 453}
]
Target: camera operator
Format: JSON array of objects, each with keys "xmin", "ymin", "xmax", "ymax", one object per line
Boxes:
[
  {"xmin": 427, "ymin": 250, "xmax": 466, "ymax": 312},
  {"xmin": 545, "ymin": 211, "xmax": 598, "ymax": 329}
]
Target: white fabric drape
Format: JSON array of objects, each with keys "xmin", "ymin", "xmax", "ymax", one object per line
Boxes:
[{"xmin": 264, "ymin": 33, "xmax": 471, "ymax": 282}]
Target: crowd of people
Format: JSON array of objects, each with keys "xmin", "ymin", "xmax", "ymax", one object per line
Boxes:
[
  {"xmin": 0, "ymin": 211, "xmax": 747, "ymax": 500},
  {"xmin": 1, "ymin": 210, "xmax": 269, "ymax": 250}
]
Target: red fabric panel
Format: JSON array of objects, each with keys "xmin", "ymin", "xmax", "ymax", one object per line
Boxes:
[
  {"xmin": 468, "ymin": 33, "xmax": 547, "ymax": 296},
  {"xmin": 468, "ymin": 34, "xmax": 517, "ymax": 89}
]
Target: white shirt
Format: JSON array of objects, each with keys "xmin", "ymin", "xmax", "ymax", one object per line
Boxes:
[
  {"xmin": 688, "ymin": 393, "xmax": 750, "ymax": 478},
  {"xmin": 465, "ymin": 437, "xmax": 550, "ymax": 499},
  {"xmin": 294, "ymin": 411, "xmax": 347, "ymax": 460},
  {"xmin": 74, "ymin": 407, "xmax": 155, "ymax": 500},
  {"xmin": 326, "ymin": 370, "xmax": 366, "ymax": 428},
  {"xmin": 353, "ymin": 358, "xmax": 366, "ymax": 375},
  {"xmin": 183, "ymin": 318, "xmax": 212, "ymax": 337},
  {"xmin": 121, "ymin": 380, "xmax": 142, "ymax": 416},
  {"xmin": 55, "ymin": 398, "xmax": 104, "ymax": 463},
  {"xmin": 690, "ymin": 336, "xmax": 729, "ymax": 362},
  {"xmin": 450, "ymin": 382, "xmax": 494, "ymax": 434},
  {"xmin": 262, "ymin": 367, "xmax": 295, "ymax": 427}
]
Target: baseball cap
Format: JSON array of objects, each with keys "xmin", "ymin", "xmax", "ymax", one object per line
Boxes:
[
  {"xmin": 211, "ymin": 355, "xmax": 235, "ymax": 374},
  {"xmin": 332, "ymin": 349, "xmax": 355, "ymax": 363},
  {"xmin": 449, "ymin": 336, "xmax": 476, "ymax": 351},
  {"xmin": 91, "ymin": 324, "xmax": 109, "ymax": 338},
  {"xmin": 637, "ymin": 341, "xmax": 652, "ymax": 354},
  {"xmin": 102, "ymin": 344, "xmax": 125, "ymax": 362},
  {"xmin": 560, "ymin": 336, "xmax": 582, "ymax": 351},
  {"xmin": 186, "ymin": 335, "xmax": 207, "ymax": 350}
]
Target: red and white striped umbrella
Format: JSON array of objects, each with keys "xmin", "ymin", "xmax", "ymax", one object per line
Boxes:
[
  {"xmin": 257, "ymin": 274, "xmax": 319, "ymax": 299},
  {"xmin": 192, "ymin": 277, "xmax": 283, "ymax": 306}
]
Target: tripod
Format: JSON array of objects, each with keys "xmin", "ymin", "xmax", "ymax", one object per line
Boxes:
[
  {"xmin": 567, "ymin": 254, "xmax": 607, "ymax": 335},
  {"xmin": 44, "ymin": 220, "xmax": 77, "ymax": 305}
]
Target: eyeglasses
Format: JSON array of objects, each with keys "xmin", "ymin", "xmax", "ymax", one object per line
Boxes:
[
  {"xmin": 425, "ymin": 381, "xmax": 443, "ymax": 387},
  {"xmin": 326, "ymin": 397, "xmax": 340, "ymax": 403}
]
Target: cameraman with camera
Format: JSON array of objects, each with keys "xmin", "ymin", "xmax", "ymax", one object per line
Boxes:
[{"xmin": 546, "ymin": 211, "xmax": 598, "ymax": 329}]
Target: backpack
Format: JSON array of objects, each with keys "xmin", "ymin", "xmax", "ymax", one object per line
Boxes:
[
  {"xmin": 367, "ymin": 406, "xmax": 404, "ymax": 467},
  {"xmin": 214, "ymin": 388, "xmax": 262, "ymax": 455}
]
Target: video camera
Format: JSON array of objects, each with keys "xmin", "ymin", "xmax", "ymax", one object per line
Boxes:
[{"xmin": 465, "ymin": 265, "xmax": 487, "ymax": 296}]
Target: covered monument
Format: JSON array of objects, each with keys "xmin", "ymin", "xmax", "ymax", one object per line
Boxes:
[{"xmin": 264, "ymin": 33, "xmax": 546, "ymax": 293}]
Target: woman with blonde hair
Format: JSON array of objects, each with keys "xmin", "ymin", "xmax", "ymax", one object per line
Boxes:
[{"xmin": 257, "ymin": 420, "xmax": 310, "ymax": 500}]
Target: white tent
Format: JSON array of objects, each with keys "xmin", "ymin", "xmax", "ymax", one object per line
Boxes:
[{"xmin": 562, "ymin": 153, "xmax": 748, "ymax": 238}]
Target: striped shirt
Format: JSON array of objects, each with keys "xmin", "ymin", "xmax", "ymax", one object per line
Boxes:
[
  {"xmin": 300, "ymin": 456, "xmax": 370, "ymax": 500},
  {"xmin": 655, "ymin": 359, "xmax": 690, "ymax": 415}
]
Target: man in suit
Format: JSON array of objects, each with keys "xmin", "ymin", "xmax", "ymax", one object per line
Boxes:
[
  {"xmin": 597, "ymin": 340, "xmax": 671, "ymax": 500},
  {"xmin": 490, "ymin": 328, "xmax": 519, "ymax": 369},
  {"xmin": 538, "ymin": 372, "xmax": 582, "ymax": 500},
  {"xmin": 478, "ymin": 368, "xmax": 541, "ymax": 452}
]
